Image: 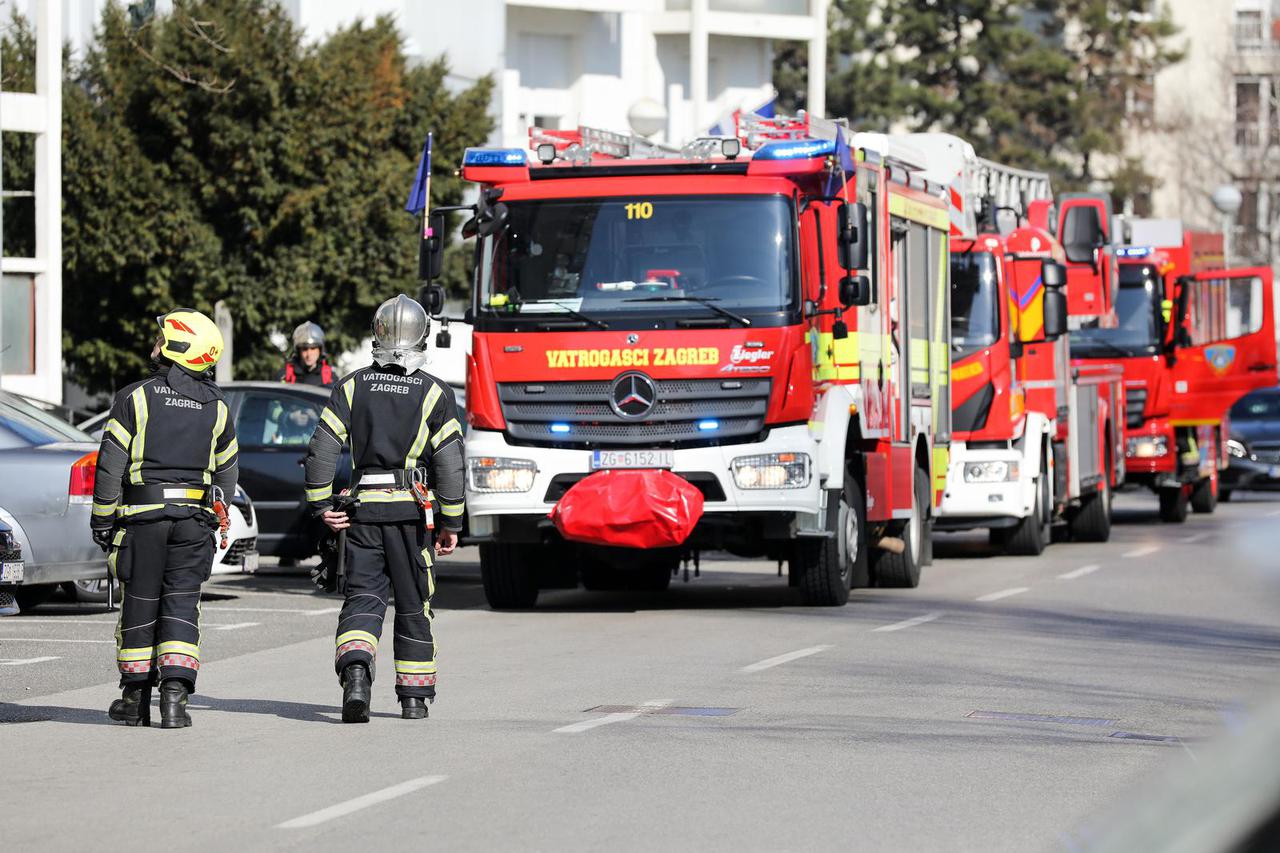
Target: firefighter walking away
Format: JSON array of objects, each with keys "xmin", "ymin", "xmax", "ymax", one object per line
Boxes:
[
  {"xmin": 90, "ymin": 309, "xmax": 238, "ymax": 728},
  {"xmin": 278, "ymin": 321, "xmax": 335, "ymax": 386},
  {"xmin": 303, "ymin": 294, "xmax": 464, "ymax": 722}
]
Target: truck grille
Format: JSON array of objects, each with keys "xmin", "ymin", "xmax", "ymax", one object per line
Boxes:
[
  {"xmin": 499, "ymin": 378, "xmax": 771, "ymax": 448},
  {"xmin": 1252, "ymin": 442, "xmax": 1280, "ymax": 464},
  {"xmin": 1125, "ymin": 387, "xmax": 1147, "ymax": 429}
]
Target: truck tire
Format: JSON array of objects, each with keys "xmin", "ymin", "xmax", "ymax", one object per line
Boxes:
[
  {"xmin": 1070, "ymin": 476, "xmax": 1111, "ymax": 542},
  {"xmin": 1158, "ymin": 486, "xmax": 1190, "ymax": 523},
  {"xmin": 1005, "ymin": 471, "xmax": 1049, "ymax": 556},
  {"xmin": 874, "ymin": 469, "xmax": 926, "ymax": 589},
  {"xmin": 1190, "ymin": 474, "xmax": 1218, "ymax": 514},
  {"xmin": 793, "ymin": 482, "xmax": 864, "ymax": 607},
  {"xmin": 1220, "ymin": 487, "xmax": 1233, "ymax": 503},
  {"xmin": 480, "ymin": 543, "xmax": 539, "ymax": 609}
]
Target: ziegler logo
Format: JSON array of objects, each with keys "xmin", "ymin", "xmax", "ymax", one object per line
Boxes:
[{"xmin": 721, "ymin": 344, "xmax": 773, "ymax": 373}]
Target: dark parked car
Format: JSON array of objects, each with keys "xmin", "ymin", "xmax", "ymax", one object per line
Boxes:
[{"xmin": 1223, "ymin": 386, "xmax": 1280, "ymax": 500}]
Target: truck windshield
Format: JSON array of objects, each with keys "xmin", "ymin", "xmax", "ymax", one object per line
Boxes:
[
  {"xmin": 476, "ymin": 195, "xmax": 796, "ymax": 322},
  {"xmin": 1072, "ymin": 264, "xmax": 1160, "ymax": 357},
  {"xmin": 951, "ymin": 250, "xmax": 1000, "ymax": 355}
]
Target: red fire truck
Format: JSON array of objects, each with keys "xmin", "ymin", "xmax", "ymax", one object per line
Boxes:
[
  {"xmin": 911, "ymin": 135, "xmax": 1124, "ymax": 554},
  {"xmin": 1071, "ymin": 219, "xmax": 1277, "ymax": 521},
  {"xmin": 426, "ymin": 115, "xmax": 953, "ymax": 608}
]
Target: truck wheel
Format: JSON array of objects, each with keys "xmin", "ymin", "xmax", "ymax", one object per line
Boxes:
[
  {"xmin": 793, "ymin": 482, "xmax": 864, "ymax": 606},
  {"xmin": 1220, "ymin": 488, "xmax": 1233, "ymax": 503},
  {"xmin": 1190, "ymin": 474, "xmax": 1218, "ymax": 514},
  {"xmin": 480, "ymin": 543, "xmax": 539, "ymax": 609},
  {"xmin": 1158, "ymin": 486, "xmax": 1190, "ymax": 523},
  {"xmin": 14, "ymin": 584, "xmax": 56, "ymax": 611},
  {"xmin": 875, "ymin": 469, "xmax": 926, "ymax": 589},
  {"xmin": 1070, "ymin": 477, "xmax": 1112, "ymax": 542},
  {"xmin": 1005, "ymin": 474, "xmax": 1048, "ymax": 556}
]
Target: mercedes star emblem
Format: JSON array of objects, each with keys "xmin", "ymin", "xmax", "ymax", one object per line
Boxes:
[
  {"xmin": 609, "ymin": 372, "xmax": 657, "ymax": 420},
  {"xmin": 627, "ymin": 333, "xmax": 640, "ymax": 344}
]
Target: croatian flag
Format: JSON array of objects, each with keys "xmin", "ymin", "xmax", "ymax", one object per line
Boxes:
[{"xmin": 404, "ymin": 132, "xmax": 433, "ymax": 237}]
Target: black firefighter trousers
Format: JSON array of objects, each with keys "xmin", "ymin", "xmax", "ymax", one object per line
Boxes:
[
  {"xmin": 334, "ymin": 521, "xmax": 437, "ymax": 700},
  {"xmin": 109, "ymin": 517, "xmax": 214, "ymax": 690}
]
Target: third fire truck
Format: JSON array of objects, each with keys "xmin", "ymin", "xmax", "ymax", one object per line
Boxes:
[
  {"xmin": 912, "ymin": 135, "xmax": 1125, "ymax": 553},
  {"xmin": 424, "ymin": 114, "xmax": 953, "ymax": 608},
  {"xmin": 1071, "ymin": 218, "xmax": 1277, "ymax": 521}
]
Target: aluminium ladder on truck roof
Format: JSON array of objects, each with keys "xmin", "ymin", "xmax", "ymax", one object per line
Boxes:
[{"xmin": 890, "ymin": 133, "xmax": 1053, "ymax": 239}]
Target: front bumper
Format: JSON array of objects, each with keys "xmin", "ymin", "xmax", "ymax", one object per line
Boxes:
[
  {"xmin": 936, "ymin": 443, "xmax": 1034, "ymax": 531},
  {"xmin": 1222, "ymin": 457, "xmax": 1280, "ymax": 491},
  {"xmin": 465, "ymin": 424, "xmax": 823, "ymax": 542}
]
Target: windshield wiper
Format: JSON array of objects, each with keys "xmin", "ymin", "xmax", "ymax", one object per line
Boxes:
[
  {"xmin": 1074, "ymin": 338, "xmax": 1142, "ymax": 359},
  {"xmin": 513, "ymin": 301, "xmax": 609, "ymax": 330},
  {"xmin": 622, "ymin": 295, "xmax": 751, "ymax": 327}
]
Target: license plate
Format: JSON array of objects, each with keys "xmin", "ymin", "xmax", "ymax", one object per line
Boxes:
[
  {"xmin": 590, "ymin": 449, "xmax": 675, "ymax": 470},
  {"xmin": 242, "ymin": 551, "xmax": 259, "ymax": 573},
  {"xmin": 1269, "ymin": 466, "xmax": 1280, "ymax": 479},
  {"xmin": 0, "ymin": 561, "xmax": 24, "ymax": 583}
]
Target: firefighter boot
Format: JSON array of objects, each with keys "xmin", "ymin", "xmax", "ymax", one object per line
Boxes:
[
  {"xmin": 401, "ymin": 697, "xmax": 429, "ymax": 720},
  {"xmin": 341, "ymin": 663, "xmax": 372, "ymax": 723},
  {"xmin": 108, "ymin": 685, "xmax": 152, "ymax": 727},
  {"xmin": 158, "ymin": 679, "xmax": 192, "ymax": 729}
]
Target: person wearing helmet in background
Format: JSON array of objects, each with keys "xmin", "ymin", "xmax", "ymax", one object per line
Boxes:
[
  {"xmin": 89, "ymin": 308, "xmax": 238, "ymax": 729},
  {"xmin": 278, "ymin": 321, "xmax": 334, "ymax": 387},
  {"xmin": 303, "ymin": 294, "xmax": 465, "ymax": 723}
]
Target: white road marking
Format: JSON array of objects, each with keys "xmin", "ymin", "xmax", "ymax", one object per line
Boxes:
[
  {"xmin": 211, "ymin": 622, "xmax": 260, "ymax": 631},
  {"xmin": 278, "ymin": 775, "xmax": 448, "ymax": 829},
  {"xmin": 0, "ymin": 656, "xmax": 61, "ymax": 665},
  {"xmin": 203, "ymin": 605, "xmax": 340, "ymax": 616},
  {"xmin": 1, "ymin": 618, "xmax": 116, "ymax": 624},
  {"xmin": 1123, "ymin": 545, "xmax": 1160, "ymax": 558},
  {"xmin": 1181, "ymin": 533, "xmax": 1207, "ymax": 544},
  {"xmin": 872, "ymin": 612, "xmax": 942, "ymax": 633},
  {"xmin": 554, "ymin": 701, "xmax": 668, "ymax": 734},
  {"xmin": 739, "ymin": 645, "xmax": 833, "ymax": 673},
  {"xmin": 1267, "ymin": 508, "xmax": 1280, "ymax": 517},
  {"xmin": 1058, "ymin": 564, "xmax": 1101, "ymax": 581},
  {"xmin": 976, "ymin": 587, "xmax": 1029, "ymax": 602},
  {"xmin": 0, "ymin": 637, "xmax": 113, "ymax": 644}
]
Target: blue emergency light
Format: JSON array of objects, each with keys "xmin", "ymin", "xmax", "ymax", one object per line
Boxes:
[
  {"xmin": 463, "ymin": 148, "xmax": 528, "ymax": 167},
  {"xmin": 697, "ymin": 420, "xmax": 720, "ymax": 432},
  {"xmin": 752, "ymin": 138, "xmax": 836, "ymax": 161},
  {"xmin": 1117, "ymin": 246, "xmax": 1153, "ymax": 258},
  {"xmin": 550, "ymin": 423, "xmax": 571, "ymax": 434}
]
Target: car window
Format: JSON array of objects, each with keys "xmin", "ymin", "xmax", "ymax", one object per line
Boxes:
[
  {"xmin": 235, "ymin": 392, "xmax": 321, "ymax": 447},
  {"xmin": 0, "ymin": 392, "xmax": 93, "ymax": 446},
  {"xmin": 1230, "ymin": 391, "xmax": 1280, "ymax": 420}
]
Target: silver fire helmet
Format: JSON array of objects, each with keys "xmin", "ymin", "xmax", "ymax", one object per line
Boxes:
[
  {"xmin": 292, "ymin": 321, "xmax": 325, "ymax": 350},
  {"xmin": 372, "ymin": 294, "xmax": 429, "ymax": 351}
]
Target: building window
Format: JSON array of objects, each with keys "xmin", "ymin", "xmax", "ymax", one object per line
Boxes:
[
  {"xmin": 1237, "ymin": 80, "xmax": 1262, "ymax": 147},
  {"xmin": 513, "ymin": 32, "xmax": 573, "ymax": 90},
  {"xmin": 0, "ymin": 274, "xmax": 36, "ymax": 375},
  {"xmin": 1236, "ymin": 9, "xmax": 1264, "ymax": 48}
]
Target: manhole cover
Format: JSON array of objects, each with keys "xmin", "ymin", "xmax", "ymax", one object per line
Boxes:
[{"xmin": 968, "ymin": 710, "xmax": 1120, "ymax": 727}]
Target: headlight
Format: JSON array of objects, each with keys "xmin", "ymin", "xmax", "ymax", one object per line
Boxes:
[
  {"xmin": 731, "ymin": 452, "xmax": 810, "ymax": 489},
  {"xmin": 467, "ymin": 457, "xmax": 537, "ymax": 493},
  {"xmin": 1126, "ymin": 436, "xmax": 1168, "ymax": 459},
  {"xmin": 962, "ymin": 461, "xmax": 1019, "ymax": 483},
  {"xmin": 1227, "ymin": 439, "xmax": 1249, "ymax": 459}
]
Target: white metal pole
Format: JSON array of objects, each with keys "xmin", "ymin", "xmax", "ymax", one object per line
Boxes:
[
  {"xmin": 690, "ymin": 0, "xmax": 708, "ymax": 134},
  {"xmin": 1223, "ymin": 211, "xmax": 1234, "ymax": 269},
  {"xmin": 807, "ymin": 0, "xmax": 828, "ymax": 117}
]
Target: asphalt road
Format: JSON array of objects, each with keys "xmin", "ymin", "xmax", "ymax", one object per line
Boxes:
[{"xmin": 4, "ymin": 491, "xmax": 1280, "ymax": 852}]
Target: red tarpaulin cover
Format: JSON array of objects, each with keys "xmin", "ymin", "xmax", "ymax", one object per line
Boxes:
[{"xmin": 548, "ymin": 469, "xmax": 704, "ymax": 549}]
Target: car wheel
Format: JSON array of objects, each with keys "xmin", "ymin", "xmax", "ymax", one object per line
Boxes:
[{"xmin": 63, "ymin": 577, "xmax": 120, "ymax": 604}]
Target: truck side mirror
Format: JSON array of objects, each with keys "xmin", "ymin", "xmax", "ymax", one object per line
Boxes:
[
  {"xmin": 1061, "ymin": 206, "xmax": 1104, "ymax": 266},
  {"xmin": 418, "ymin": 283, "xmax": 446, "ymax": 317},
  {"xmin": 837, "ymin": 202, "xmax": 869, "ymax": 271},
  {"xmin": 1041, "ymin": 259, "xmax": 1066, "ymax": 289},
  {"xmin": 840, "ymin": 275, "xmax": 872, "ymax": 307},
  {"xmin": 1043, "ymin": 288, "xmax": 1068, "ymax": 340},
  {"xmin": 420, "ymin": 211, "xmax": 446, "ymax": 280}
]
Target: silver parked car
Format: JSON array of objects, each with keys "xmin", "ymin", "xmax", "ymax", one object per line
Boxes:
[{"xmin": 0, "ymin": 390, "xmax": 108, "ymax": 609}]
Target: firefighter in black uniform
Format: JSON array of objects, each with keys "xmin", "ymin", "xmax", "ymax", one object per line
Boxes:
[
  {"xmin": 90, "ymin": 309, "xmax": 238, "ymax": 729},
  {"xmin": 303, "ymin": 294, "xmax": 464, "ymax": 722},
  {"xmin": 277, "ymin": 321, "xmax": 334, "ymax": 387}
]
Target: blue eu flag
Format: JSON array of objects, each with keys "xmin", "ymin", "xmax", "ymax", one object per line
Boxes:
[
  {"xmin": 824, "ymin": 130, "xmax": 855, "ymax": 198},
  {"xmin": 404, "ymin": 133, "xmax": 432, "ymax": 215}
]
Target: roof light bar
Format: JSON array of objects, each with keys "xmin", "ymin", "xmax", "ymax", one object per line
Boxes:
[
  {"xmin": 752, "ymin": 138, "xmax": 836, "ymax": 161},
  {"xmin": 463, "ymin": 148, "xmax": 528, "ymax": 167},
  {"xmin": 1117, "ymin": 246, "xmax": 1153, "ymax": 258}
]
